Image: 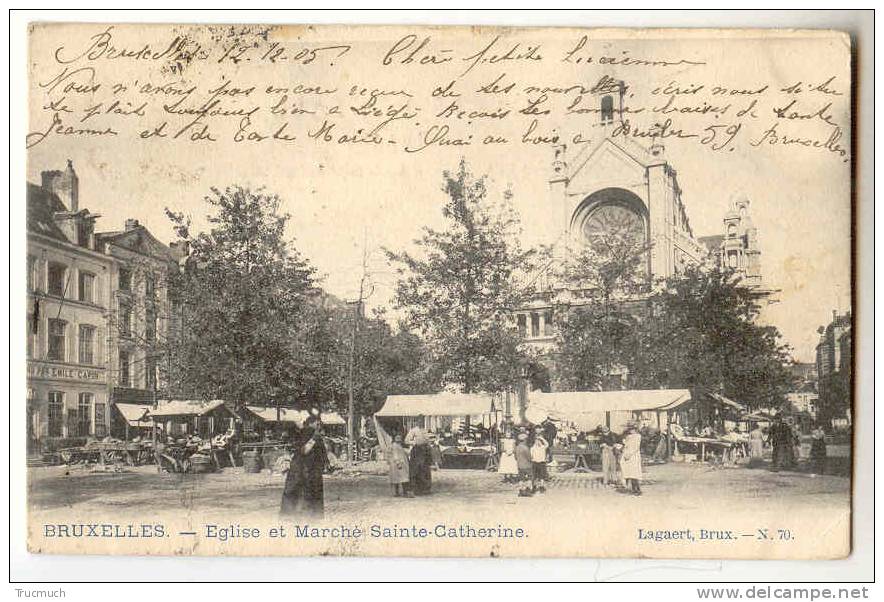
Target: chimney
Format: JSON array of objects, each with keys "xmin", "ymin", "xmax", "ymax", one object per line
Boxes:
[
  {"xmin": 41, "ymin": 159, "xmax": 79, "ymax": 211},
  {"xmin": 125, "ymin": 218, "xmax": 140, "ymax": 231}
]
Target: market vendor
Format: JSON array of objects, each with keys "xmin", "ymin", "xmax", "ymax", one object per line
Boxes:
[{"xmin": 405, "ymin": 416, "xmax": 432, "ymax": 495}]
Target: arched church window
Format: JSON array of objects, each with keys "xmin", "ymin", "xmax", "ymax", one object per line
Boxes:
[
  {"xmin": 727, "ymin": 223, "xmax": 737, "ymax": 237},
  {"xmin": 601, "ymin": 95, "xmax": 614, "ymax": 123}
]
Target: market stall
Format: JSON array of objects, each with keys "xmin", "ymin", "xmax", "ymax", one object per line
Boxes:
[
  {"xmin": 113, "ymin": 403, "xmax": 153, "ymax": 441},
  {"xmin": 375, "ymin": 393, "xmax": 500, "ymax": 469},
  {"xmin": 526, "ymin": 389, "xmax": 693, "ymax": 468},
  {"xmin": 240, "ymin": 406, "xmax": 348, "ymax": 469},
  {"xmin": 148, "ymin": 400, "xmax": 238, "ymax": 472}
]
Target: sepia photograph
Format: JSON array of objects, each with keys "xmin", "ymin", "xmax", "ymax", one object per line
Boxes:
[{"xmin": 15, "ymin": 15, "xmax": 866, "ymax": 569}]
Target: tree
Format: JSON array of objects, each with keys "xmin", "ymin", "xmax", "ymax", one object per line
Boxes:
[
  {"xmin": 553, "ymin": 221, "xmax": 650, "ymax": 391},
  {"xmin": 387, "ymin": 160, "xmax": 535, "ymax": 393},
  {"xmin": 635, "ymin": 266, "xmax": 795, "ymax": 410},
  {"xmin": 164, "ymin": 186, "xmax": 320, "ymax": 408}
]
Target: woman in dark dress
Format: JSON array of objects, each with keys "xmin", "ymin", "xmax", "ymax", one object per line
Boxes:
[{"xmin": 280, "ymin": 416, "xmax": 326, "ymax": 517}]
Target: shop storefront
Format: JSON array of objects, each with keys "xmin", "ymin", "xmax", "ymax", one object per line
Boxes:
[{"xmin": 27, "ymin": 360, "xmax": 109, "ymax": 453}]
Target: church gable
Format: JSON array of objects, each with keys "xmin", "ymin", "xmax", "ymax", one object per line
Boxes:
[{"xmin": 565, "ymin": 138, "xmax": 649, "ymax": 199}]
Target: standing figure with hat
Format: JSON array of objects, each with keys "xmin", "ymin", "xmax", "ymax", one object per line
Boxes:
[
  {"xmin": 620, "ymin": 422, "xmax": 643, "ymax": 496},
  {"xmin": 280, "ymin": 411, "xmax": 326, "ymax": 517}
]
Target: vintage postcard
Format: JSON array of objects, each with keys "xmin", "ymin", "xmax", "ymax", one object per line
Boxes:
[{"xmin": 23, "ymin": 23, "xmax": 853, "ymax": 559}]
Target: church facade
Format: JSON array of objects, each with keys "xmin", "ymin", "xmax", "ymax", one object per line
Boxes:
[
  {"xmin": 516, "ymin": 80, "xmax": 710, "ymax": 351},
  {"xmin": 515, "ymin": 79, "xmax": 764, "ymax": 378}
]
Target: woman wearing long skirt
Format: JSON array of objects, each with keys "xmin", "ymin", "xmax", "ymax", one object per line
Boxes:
[
  {"xmin": 748, "ymin": 424, "xmax": 765, "ymax": 468},
  {"xmin": 597, "ymin": 426, "xmax": 620, "ymax": 486},
  {"xmin": 405, "ymin": 421, "xmax": 432, "ymax": 495},
  {"xmin": 280, "ymin": 416, "xmax": 326, "ymax": 517},
  {"xmin": 620, "ymin": 424, "xmax": 643, "ymax": 496},
  {"xmin": 810, "ymin": 426, "xmax": 827, "ymax": 476}
]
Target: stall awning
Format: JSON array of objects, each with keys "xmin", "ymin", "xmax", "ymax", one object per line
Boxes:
[
  {"xmin": 376, "ymin": 393, "xmax": 496, "ymax": 417},
  {"xmin": 244, "ymin": 406, "xmax": 346, "ymax": 426},
  {"xmin": 149, "ymin": 399, "xmax": 230, "ymax": 418},
  {"xmin": 528, "ymin": 389, "xmax": 693, "ymax": 416},
  {"xmin": 707, "ymin": 392, "xmax": 747, "ymax": 412},
  {"xmin": 114, "ymin": 403, "xmax": 152, "ymax": 427}
]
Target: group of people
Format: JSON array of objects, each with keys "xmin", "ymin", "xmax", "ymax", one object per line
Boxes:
[
  {"xmin": 497, "ymin": 424, "xmax": 553, "ymax": 496},
  {"xmin": 759, "ymin": 417, "xmax": 828, "ymax": 475},
  {"xmin": 385, "ymin": 421, "xmax": 434, "ymax": 497},
  {"xmin": 597, "ymin": 423, "xmax": 644, "ymax": 495}
]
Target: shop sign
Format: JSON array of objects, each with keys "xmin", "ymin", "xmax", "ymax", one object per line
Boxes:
[{"xmin": 28, "ymin": 361, "xmax": 104, "ymax": 383}]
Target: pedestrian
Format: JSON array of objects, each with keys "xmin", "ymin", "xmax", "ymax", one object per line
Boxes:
[
  {"xmin": 497, "ymin": 427, "xmax": 519, "ymax": 483},
  {"xmin": 810, "ymin": 426, "xmax": 827, "ymax": 476},
  {"xmin": 597, "ymin": 425, "xmax": 620, "ymax": 486},
  {"xmin": 620, "ymin": 422, "xmax": 643, "ymax": 496},
  {"xmin": 515, "ymin": 432, "xmax": 533, "ymax": 496},
  {"xmin": 405, "ymin": 416, "xmax": 432, "ymax": 495},
  {"xmin": 280, "ymin": 414, "xmax": 326, "ymax": 517},
  {"xmin": 388, "ymin": 434, "xmax": 412, "ymax": 497},
  {"xmin": 542, "ymin": 419, "xmax": 558, "ymax": 462},
  {"xmin": 530, "ymin": 426, "xmax": 549, "ymax": 493},
  {"xmin": 748, "ymin": 422, "xmax": 765, "ymax": 468},
  {"xmin": 769, "ymin": 416, "xmax": 790, "ymax": 472}
]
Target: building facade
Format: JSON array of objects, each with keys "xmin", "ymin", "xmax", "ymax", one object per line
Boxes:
[
  {"xmin": 97, "ymin": 220, "xmax": 177, "ymax": 409},
  {"xmin": 516, "ymin": 80, "xmax": 708, "ymax": 352},
  {"xmin": 26, "ymin": 162, "xmax": 114, "ymax": 451},
  {"xmin": 26, "ymin": 162, "xmax": 176, "ymax": 453},
  {"xmin": 699, "ymin": 196, "xmax": 763, "ymax": 288},
  {"xmin": 815, "ymin": 310, "xmax": 852, "ymax": 429}
]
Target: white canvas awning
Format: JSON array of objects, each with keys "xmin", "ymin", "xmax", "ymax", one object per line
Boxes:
[
  {"xmin": 376, "ymin": 393, "xmax": 496, "ymax": 417},
  {"xmin": 527, "ymin": 389, "xmax": 692, "ymax": 431},
  {"xmin": 114, "ymin": 403, "xmax": 152, "ymax": 427},
  {"xmin": 244, "ymin": 406, "xmax": 346, "ymax": 426},
  {"xmin": 149, "ymin": 399, "xmax": 231, "ymax": 418},
  {"xmin": 708, "ymin": 392, "xmax": 747, "ymax": 412}
]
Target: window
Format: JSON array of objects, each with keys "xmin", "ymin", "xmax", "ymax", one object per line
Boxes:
[
  {"xmin": 77, "ymin": 221, "xmax": 91, "ymax": 248},
  {"xmin": 119, "ymin": 351, "xmax": 130, "ymax": 387},
  {"xmin": 48, "ymin": 392, "xmax": 64, "ymax": 437},
  {"xmin": 78, "ymin": 271, "xmax": 95, "ymax": 303},
  {"xmin": 543, "ymin": 311, "xmax": 554, "ymax": 337},
  {"xmin": 77, "ymin": 393, "xmax": 93, "ymax": 437},
  {"xmin": 145, "ymin": 309, "xmax": 157, "ymax": 343},
  {"xmin": 27, "ymin": 255, "xmax": 38, "ymax": 291},
  {"xmin": 27, "ymin": 314, "xmax": 36, "ymax": 358},
  {"xmin": 145, "ymin": 356, "xmax": 157, "ymax": 390},
  {"xmin": 727, "ymin": 223, "xmax": 738, "ymax": 238},
  {"xmin": 517, "ymin": 314, "xmax": 527, "ymax": 337},
  {"xmin": 94, "ymin": 402, "xmax": 107, "ymax": 437},
  {"xmin": 118, "ymin": 268, "xmax": 131, "ymax": 291},
  {"xmin": 48, "ymin": 262, "xmax": 67, "ymax": 297},
  {"xmin": 78, "ymin": 324, "xmax": 95, "ymax": 364},
  {"xmin": 47, "ymin": 319, "xmax": 66, "ymax": 361},
  {"xmin": 531, "ymin": 313, "xmax": 540, "ymax": 338},
  {"xmin": 119, "ymin": 304, "xmax": 132, "ymax": 337},
  {"xmin": 601, "ymin": 95, "xmax": 614, "ymax": 123},
  {"xmin": 145, "ymin": 274, "xmax": 156, "ymax": 299}
]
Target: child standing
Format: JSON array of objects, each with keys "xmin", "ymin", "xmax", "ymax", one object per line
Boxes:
[
  {"xmin": 497, "ymin": 427, "xmax": 519, "ymax": 483},
  {"xmin": 388, "ymin": 434, "xmax": 412, "ymax": 497},
  {"xmin": 515, "ymin": 432, "xmax": 533, "ymax": 496}
]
